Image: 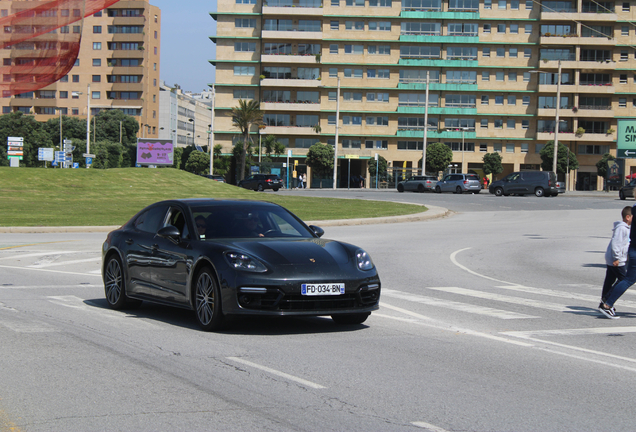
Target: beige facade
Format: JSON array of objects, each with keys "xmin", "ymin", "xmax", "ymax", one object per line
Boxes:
[
  {"xmin": 212, "ymin": 0, "xmax": 636, "ymax": 189},
  {"xmin": 0, "ymin": 0, "xmax": 161, "ymax": 139}
]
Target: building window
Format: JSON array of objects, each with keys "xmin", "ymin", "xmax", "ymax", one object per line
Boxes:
[
  {"xmin": 497, "ymin": 47, "xmax": 505, "ymax": 57},
  {"xmin": 330, "ymin": 21, "xmax": 339, "ymax": 30},
  {"xmin": 522, "ymin": 120, "xmax": 529, "ymax": 129},
  {"xmin": 495, "ymin": 95, "xmax": 504, "ymax": 105},
  {"xmin": 525, "ymin": 24, "xmax": 533, "ymax": 34},
  {"xmin": 523, "ymin": 72, "xmax": 531, "ymax": 82},
  {"xmin": 93, "ymin": 42, "xmax": 101, "ymax": 50},
  {"xmin": 510, "ymin": 24, "xmax": 518, "ymax": 34},
  {"xmin": 332, "ymin": 0, "xmax": 339, "ymax": 5},
  {"xmin": 92, "ymin": 75, "xmax": 101, "ymax": 82},
  {"xmin": 93, "ymin": 25, "xmax": 102, "ymax": 33},
  {"xmin": 511, "ymin": 0, "xmax": 519, "ymax": 9},
  {"xmin": 498, "ymin": 0, "xmax": 507, "ymax": 8},
  {"xmin": 623, "ymin": 2, "xmax": 630, "ymax": 11},
  {"xmin": 509, "ymin": 48, "xmax": 517, "ymax": 58},
  {"xmin": 234, "ymin": 66, "xmax": 255, "ymax": 75},
  {"xmin": 483, "ymin": 47, "xmax": 490, "ymax": 57},
  {"xmin": 494, "ymin": 119, "xmax": 503, "ymax": 128},
  {"xmin": 508, "ymin": 95, "xmax": 516, "ymax": 105},
  {"xmin": 484, "ymin": 0, "xmax": 491, "ymax": 8},
  {"xmin": 506, "ymin": 143, "xmax": 515, "ymax": 152},
  {"xmin": 621, "ymin": 74, "xmax": 628, "ymax": 83},
  {"xmin": 622, "ymin": 26, "xmax": 629, "ymax": 36},
  {"xmin": 496, "ymin": 71, "xmax": 504, "ymax": 81},
  {"xmin": 92, "ymin": 91, "xmax": 101, "ymax": 99},
  {"xmin": 74, "ymin": 59, "xmax": 79, "ymax": 66},
  {"xmin": 329, "ymin": 44, "xmax": 338, "ymax": 54},
  {"xmin": 72, "ymin": 75, "xmax": 79, "ymax": 82},
  {"xmin": 60, "ymin": 91, "xmax": 68, "ymax": 98},
  {"xmin": 154, "ymin": 47, "xmax": 157, "ymax": 55},
  {"xmin": 483, "ymin": 24, "xmax": 491, "ymax": 33},
  {"xmin": 73, "ymin": 25, "xmax": 80, "ymax": 33},
  {"xmin": 508, "ymin": 71, "xmax": 517, "ymax": 81},
  {"xmin": 153, "ymin": 78, "xmax": 157, "ymax": 86},
  {"xmin": 482, "ymin": 71, "xmax": 490, "ymax": 81},
  {"xmin": 524, "ymin": 48, "xmax": 531, "ymax": 58},
  {"xmin": 507, "ymin": 119, "xmax": 515, "ymax": 129},
  {"xmin": 521, "ymin": 143, "xmax": 529, "ymax": 153},
  {"xmin": 619, "ymin": 97, "xmax": 627, "ymax": 107},
  {"xmin": 481, "ymin": 95, "xmax": 489, "ymax": 104},
  {"xmin": 154, "ymin": 30, "xmax": 157, "ymax": 39},
  {"xmin": 497, "ymin": 23, "xmax": 506, "ymax": 33},
  {"xmin": 525, "ymin": 0, "xmax": 533, "ymax": 8},
  {"xmin": 481, "ymin": 119, "xmax": 488, "ymax": 128},
  {"xmin": 93, "ymin": 58, "xmax": 101, "ymax": 66},
  {"xmin": 329, "ymin": 68, "xmax": 337, "ymax": 77}
]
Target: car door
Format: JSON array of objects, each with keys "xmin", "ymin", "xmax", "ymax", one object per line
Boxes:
[
  {"xmin": 149, "ymin": 205, "xmax": 193, "ymax": 303},
  {"xmin": 242, "ymin": 176, "xmax": 255, "ymax": 189},
  {"xmin": 124, "ymin": 204, "xmax": 169, "ymax": 296},
  {"xmin": 505, "ymin": 173, "xmax": 523, "ymax": 194},
  {"xmin": 439, "ymin": 175, "xmax": 453, "ymax": 192}
]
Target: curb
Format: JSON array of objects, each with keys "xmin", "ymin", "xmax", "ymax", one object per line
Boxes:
[{"xmin": 0, "ymin": 205, "xmax": 451, "ymax": 233}]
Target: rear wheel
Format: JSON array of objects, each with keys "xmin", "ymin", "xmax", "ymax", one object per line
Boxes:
[
  {"xmin": 620, "ymin": 190, "xmax": 626, "ymax": 200},
  {"xmin": 456, "ymin": 186, "xmax": 463, "ymax": 194},
  {"xmin": 104, "ymin": 255, "xmax": 141, "ymax": 310},
  {"xmin": 397, "ymin": 184, "xmax": 404, "ymax": 192},
  {"xmin": 535, "ymin": 187, "xmax": 545, "ymax": 197},
  {"xmin": 435, "ymin": 186, "xmax": 441, "ymax": 193},
  {"xmin": 273, "ymin": 188, "xmax": 279, "ymax": 192},
  {"xmin": 193, "ymin": 266, "xmax": 224, "ymax": 331},
  {"xmin": 257, "ymin": 184, "xmax": 264, "ymax": 192},
  {"xmin": 494, "ymin": 187, "xmax": 504, "ymax": 197},
  {"xmin": 331, "ymin": 312, "xmax": 370, "ymax": 325},
  {"xmin": 417, "ymin": 184, "xmax": 425, "ymax": 193}
]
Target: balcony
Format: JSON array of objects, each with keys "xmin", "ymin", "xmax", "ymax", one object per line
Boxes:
[
  {"xmin": 261, "ymin": 54, "xmax": 319, "ymax": 64},
  {"xmin": 540, "ymin": 58, "xmax": 617, "ymax": 70},
  {"xmin": 261, "ymin": 78, "xmax": 320, "ymax": 88},
  {"xmin": 259, "ymin": 125, "xmax": 315, "ymax": 135},
  {"xmin": 262, "ymin": 6, "xmax": 323, "ymax": 16},
  {"xmin": 536, "ymin": 131, "xmax": 615, "ymax": 142},
  {"xmin": 262, "ymin": 29, "xmax": 322, "ymax": 40},
  {"xmin": 112, "ymin": 17, "xmax": 146, "ymax": 26},
  {"xmin": 540, "ymin": 10, "xmax": 617, "ymax": 22},
  {"xmin": 400, "ymin": 10, "xmax": 478, "ymax": 19},
  {"xmin": 537, "ymin": 83, "xmax": 615, "ymax": 94},
  {"xmin": 539, "ymin": 34, "xmax": 615, "ymax": 46},
  {"xmin": 261, "ymin": 102, "xmax": 320, "ymax": 111}
]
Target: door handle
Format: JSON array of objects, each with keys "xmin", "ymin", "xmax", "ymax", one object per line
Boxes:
[
  {"xmin": 151, "ymin": 244, "xmax": 158, "ymax": 251},
  {"xmin": 125, "ymin": 239, "xmax": 133, "ymax": 245}
]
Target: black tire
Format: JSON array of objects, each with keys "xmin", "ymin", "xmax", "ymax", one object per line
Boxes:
[
  {"xmin": 331, "ymin": 312, "xmax": 370, "ymax": 325},
  {"xmin": 257, "ymin": 183, "xmax": 264, "ymax": 191},
  {"xmin": 518, "ymin": 194, "xmax": 524, "ymax": 197},
  {"xmin": 273, "ymin": 188, "xmax": 279, "ymax": 192},
  {"xmin": 193, "ymin": 266, "xmax": 224, "ymax": 331},
  {"xmin": 620, "ymin": 190, "xmax": 626, "ymax": 200},
  {"xmin": 535, "ymin": 187, "xmax": 545, "ymax": 197},
  {"xmin": 397, "ymin": 184, "xmax": 404, "ymax": 192},
  {"xmin": 435, "ymin": 185, "xmax": 441, "ymax": 193},
  {"xmin": 417, "ymin": 184, "xmax": 425, "ymax": 193},
  {"xmin": 456, "ymin": 186, "xmax": 463, "ymax": 194},
  {"xmin": 104, "ymin": 255, "xmax": 141, "ymax": 310},
  {"xmin": 494, "ymin": 187, "xmax": 504, "ymax": 197}
]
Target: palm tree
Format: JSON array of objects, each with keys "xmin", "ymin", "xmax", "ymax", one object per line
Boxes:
[{"xmin": 231, "ymin": 99, "xmax": 263, "ymax": 181}]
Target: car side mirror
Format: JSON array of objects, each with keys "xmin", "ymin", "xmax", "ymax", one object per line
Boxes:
[
  {"xmin": 309, "ymin": 225, "xmax": 324, "ymax": 238},
  {"xmin": 157, "ymin": 225, "xmax": 181, "ymax": 243}
]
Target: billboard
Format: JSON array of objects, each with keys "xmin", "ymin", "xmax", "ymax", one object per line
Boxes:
[
  {"xmin": 617, "ymin": 119, "xmax": 636, "ymax": 158},
  {"xmin": 136, "ymin": 139, "xmax": 174, "ymax": 166}
]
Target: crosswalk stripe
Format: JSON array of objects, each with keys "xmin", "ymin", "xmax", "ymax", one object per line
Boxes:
[
  {"xmin": 382, "ymin": 289, "xmax": 539, "ymax": 319},
  {"xmin": 492, "ymin": 284, "xmax": 636, "ymax": 308},
  {"xmin": 0, "ymin": 250, "xmax": 78, "ymax": 261},
  {"xmin": 426, "ymin": 286, "xmax": 578, "ymax": 312},
  {"xmin": 502, "ymin": 327, "xmax": 636, "ymax": 338},
  {"xmin": 29, "ymin": 257, "xmax": 101, "ymax": 268}
]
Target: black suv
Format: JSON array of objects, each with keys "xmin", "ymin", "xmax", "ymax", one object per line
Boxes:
[{"xmin": 238, "ymin": 174, "xmax": 283, "ymax": 191}]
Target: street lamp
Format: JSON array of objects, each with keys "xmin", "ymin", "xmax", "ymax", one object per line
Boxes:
[
  {"xmin": 333, "ymin": 77, "xmax": 340, "ymax": 189},
  {"xmin": 421, "ymin": 70, "xmax": 430, "ymax": 175}
]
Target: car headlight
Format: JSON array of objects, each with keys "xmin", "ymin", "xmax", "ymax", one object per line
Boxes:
[
  {"xmin": 225, "ymin": 252, "xmax": 267, "ymax": 273},
  {"xmin": 355, "ymin": 249, "xmax": 374, "ymax": 271}
]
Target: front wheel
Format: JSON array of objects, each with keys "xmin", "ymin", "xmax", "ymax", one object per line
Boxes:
[
  {"xmin": 620, "ymin": 190, "xmax": 626, "ymax": 200},
  {"xmin": 397, "ymin": 184, "xmax": 404, "ymax": 192},
  {"xmin": 193, "ymin": 267, "xmax": 224, "ymax": 331},
  {"xmin": 456, "ymin": 186, "xmax": 463, "ymax": 194},
  {"xmin": 494, "ymin": 187, "xmax": 503, "ymax": 197},
  {"xmin": 417, "ymin": 184, "xmax": 425, "ymax": 193},
  {"xmin": 104, "ymin": 255, "xmax": 141, "ymax": 310},
  {"xmin": 331, "ymin": 312, "xmax": 370, "ymax": 325},
  {"xmin": 435, "ymin": 186, "xmax": 441, "ymax": 193},
  {"xmin": 535, "ymin": 187, "xmax": 545, "ymax": 197},
  {"xmin": 272, "ymin": 187, "xmax": 279, "ymax": 192}
]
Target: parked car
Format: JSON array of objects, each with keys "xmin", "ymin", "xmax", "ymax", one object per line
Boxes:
[
  {"xmin": 489, "ymin": 171, "xmax": 558, "ymax": 197},
  {"xmin": 619, "ymin": 179, "xmax": 636, "ymax": 200},
  {"xmin": 435, "ymin": 173, "xmax": 482, "ymax": 194},
  {"xmin": 397, "ymin": 175, "xmax": 438, "ymax": 193},
  {"xmin": 556, "ymin": 181, "xmax": 566, "ymax": 194},
  {"xmin": 238, "ymin": 174, "xmax": 283, "ymax": 191},
  {"xmin": 102, "ymin": 199, "xmax": 381, "ymax": 331},
  {"xmin": 201, "ymin": 174, "xmax": 225, "ymax": 183}
]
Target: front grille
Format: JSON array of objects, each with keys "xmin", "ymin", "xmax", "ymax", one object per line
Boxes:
[{"xmin": 278, "ymin": 293, "xmax": 358, "ymax": 311}]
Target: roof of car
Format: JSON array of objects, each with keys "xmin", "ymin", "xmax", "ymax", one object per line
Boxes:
[{"xmin": 153, "ymin": 199, "xmax": 281, "ymax": 208}]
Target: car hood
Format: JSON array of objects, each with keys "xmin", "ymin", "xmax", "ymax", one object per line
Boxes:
[{"xmin": 219, "ymin": 238, "xmax": 352, "ymax": 269}]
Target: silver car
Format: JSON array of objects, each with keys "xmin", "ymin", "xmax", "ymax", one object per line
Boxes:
[
  {"xmin": 435, "ymin": 173, "xmax": 482, "ymax": 194},
  {"xmin": 397, "ymin": 175, "xmax": 438, "ymax": 193},
  {"xmin": 620, "ymin": 179, "xmax": 636, "ymax": 200}
]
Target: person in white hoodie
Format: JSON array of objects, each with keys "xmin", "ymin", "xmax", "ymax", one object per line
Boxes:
[{"xmin": 600, "ymin": 206, "xmax": 632, "ymax": 310}]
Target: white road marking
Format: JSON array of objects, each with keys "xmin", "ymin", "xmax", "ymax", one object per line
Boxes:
[
  {"xmin": 426, "ymin": 286, "xmax": 576, "ymax": 312},
  {"xmin": 227, "ymin": 356, "xmax": 326, "ymax": 389},
  {"xmin": 0, "ymin": 264, "xmax": 102, "ymax": 277},
  {"xmin": 503, "ymin": 327, "xmax": 636, "ymax": 338},
  {"xmin": 450, "ymin": 247, "xmax": 511, "ymax": 284},
  {"xmin": 494, "ymin": 284, "xmax": 636, "ymax": 307},
  {"xmin": 29, "ymin": 257, "xmax": 101, "ymax": 268},
  {"xmin": 0, "ymin": 284, "xmax": 101, "ymax": 289},
  {"xmin": 411, "ymin": 421, "xmax": 451, "ymax": 432},
  {"xmin": 0, "ymin": 251, "xmax": 79, "ymax": 261},
  {"xmin": 382, "ymin": 288, "xmax": 539, "ymax": 319},
  {"xmin": 0, "ymin": 320, "xmax": 57, "ymax": 333}
]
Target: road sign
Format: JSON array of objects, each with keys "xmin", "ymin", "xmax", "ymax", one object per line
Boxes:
[
  {"xmin": 38, "ymin": 148, "xmax": 54, "ymax": 161},
  {"xmin": 7, "ymin": 136, "xmax": 23, "ymax": 161},
  {"xmin": 72, "ymin": 163, "xmax": 79, "ymax": 168},
  {"xmin": 617, "ymin": 119, "xmax": 636, "ymax": 158},
  {"xmin": 82, "ymin": 153, "xmax": 95, "ymax": 158},
  {"xmin": 86, "ymin": 157, "xmax": 92, "ymax": 165}
]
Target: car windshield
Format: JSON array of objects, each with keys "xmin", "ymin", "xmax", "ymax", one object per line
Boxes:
[{"xmin": 190, "ymin": 204, "xmax": 314, "ymax": 239}]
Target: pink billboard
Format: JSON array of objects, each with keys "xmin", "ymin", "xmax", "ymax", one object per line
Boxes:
[{"xmin": 136, "ymin": 139, "xmax": 174, "ymax": 166}]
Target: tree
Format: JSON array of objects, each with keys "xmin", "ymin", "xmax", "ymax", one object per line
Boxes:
[
  {"xmin": 231, "ymin": 99, "xmax": 263, "ymax": 181},
  {"xmin": 368, "ymin": 155, "xmax": 388, "ymax": 179},
  {"xmin": 43, "ymin": 115, "xmax": 86, "ymax": 144},
  {"xmin": 262, "ymin": 135, "xmax": 281, "ymax": 157},
  {"xmin": 305, "ymin": 143, "xmax": 334, "ymax": 177},
  {"xmin": 596, "ymin": 153, "xmax": 615, "ymax": 178},
  {"xmin": 93, "ymin": 109, "xmax": 139, "ymax": 146},
  {"xmin": 185, "ymin": 150, "xmax": 210, "ymax": 174},
  {"xmin": 180, "ymin": 145, "xmax": 196, "ymax": 170},
  {"xmin": 482, "ymin": 153, "xmax": 504, "ymax": 178},
  {"xmin": 0, "ymin": 112, "xmax": 53, "ymax": 167},
  {"xmin": 213, "ymin": 144, "xmax": 230, "ymax": 177},
  {"xmin": 540, "ymin": 141, "xmax": 579, "ymax": 174},
  {"xmin": 425, "ymin": 142, "xmax": 453, "ymax": 174},
  {"xmin": 232, "ymin": 142, "xmax": 253, "ymax": 180}
]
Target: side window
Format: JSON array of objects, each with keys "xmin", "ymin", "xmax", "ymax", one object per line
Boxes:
[
  {"xmin": 167, "ymin": 207, "xmax": 189, "ymax": 239},
  {"xmin": 133, "ymin": 205, "xmax": 168, "ymax": 233}
]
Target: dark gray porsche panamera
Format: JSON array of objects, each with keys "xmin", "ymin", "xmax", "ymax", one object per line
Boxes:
[{"xmin": 102, "ymin": 199, "xmax": 381, "ymax": 331}]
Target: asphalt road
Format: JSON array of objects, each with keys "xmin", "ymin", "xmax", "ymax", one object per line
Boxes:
[{"xmin": 1, "ymin": 199, "xmax": 636, "ymax": 431}]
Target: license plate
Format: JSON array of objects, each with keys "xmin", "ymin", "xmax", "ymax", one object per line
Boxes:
[{"xmin": 301, "ymin": 283, "xmax": 345, "ymax": 296}]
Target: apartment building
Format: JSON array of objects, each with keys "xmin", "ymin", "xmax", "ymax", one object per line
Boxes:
[
  {"xmin": 0, "ymin": 0, "xmax": 161, "ymax": 139},
  {"xmin": 211, "ymin": 0, "xmax": 636, "ymax": 190},
  {"xmin": 158, "ymin": 81, "xmax": 214, "ymax": 149}
]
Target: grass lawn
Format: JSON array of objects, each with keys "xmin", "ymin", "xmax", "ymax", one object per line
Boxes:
[{"xmin": 0, "ymin": 167, "xmax": 425, "ymax": 226}]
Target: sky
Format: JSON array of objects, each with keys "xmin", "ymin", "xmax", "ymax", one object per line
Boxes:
[{"xmin": 150, "ymin": 0, "xmax": 217, "ymax": 92}]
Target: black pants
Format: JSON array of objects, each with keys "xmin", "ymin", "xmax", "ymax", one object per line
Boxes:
[{"xmin": 602, "ymin": 265, "xmax": 627, "ymax": 302}]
